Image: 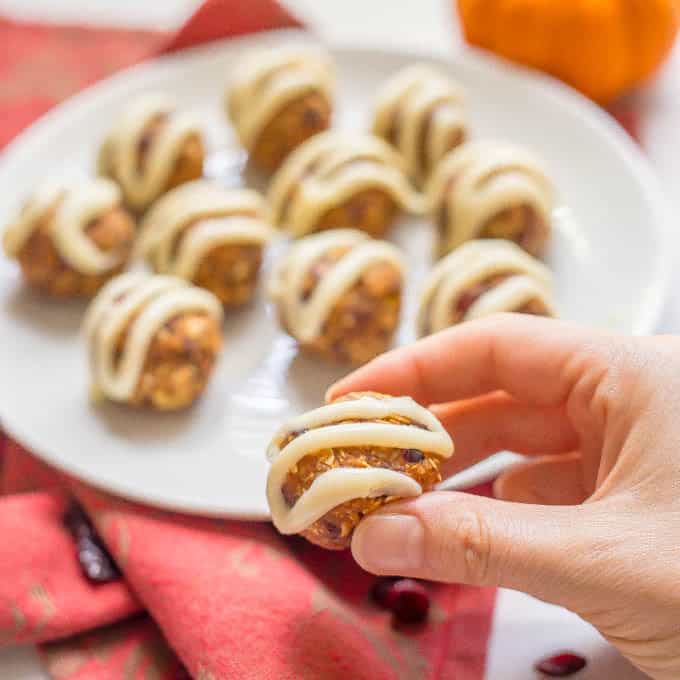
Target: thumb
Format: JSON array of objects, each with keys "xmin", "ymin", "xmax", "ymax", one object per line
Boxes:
[{"xmin": 351, "ymin": 491, "xmax": 605, "ymax": 609}]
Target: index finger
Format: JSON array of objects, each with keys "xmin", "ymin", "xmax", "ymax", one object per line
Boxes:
[{"xmin": 327, "ymin": 314, "xmax": 619, "ymax": 407}]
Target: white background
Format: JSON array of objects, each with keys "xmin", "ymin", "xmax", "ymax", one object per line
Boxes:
[{"xmin": 2, "ymin": 0, "xmax": 678, "ymax": 677}]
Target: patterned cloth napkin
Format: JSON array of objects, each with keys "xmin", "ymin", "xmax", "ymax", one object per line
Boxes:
[{"xmin": 0, "ymin": 3, "xmax": 497, "ymax": 678}]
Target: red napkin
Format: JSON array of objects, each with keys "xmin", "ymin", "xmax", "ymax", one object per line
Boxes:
[
  {"xmin": 0, "ymin": 439, "xmax": 496, "ymax": 680},
  {"xmin": 0, "ymin": 3, "xmax": 497, "ymax": 678}
]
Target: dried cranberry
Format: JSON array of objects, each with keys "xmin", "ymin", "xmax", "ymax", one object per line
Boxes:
[
  {"xmin": 403, "ymin": 449, "xmax": 424, "ymax": 463},
  {"xmin": 349, "ymin": 197, "xmax": 368, "ymax": 222},
  {"xmin": 370, "ymin": 576, "xmax": 400, "ymax": 608},
  {"xmin": 386, "ymin": 579, "xmax": 430, "ymax": 624},
  {"xmin": 535, "ymin": 652, "xmax": 587, "ymax": 677},
  {"xmin": 303, "ymin": 107, "xmax": 321, "ymax": 127},
  {"xmin": 323, "ymin": 520, "xmax": 341, "ymax": 538},
  {"xmin": 77, "ymin": 535, "xmax": 120, "ymax": 583},
  {"xmin": 457, "ymin": 289, "xmax": 481, "ymax": 315},
  {"xmin": 138, "ymin": 134, "xmax": 152, "ymax": 157}
]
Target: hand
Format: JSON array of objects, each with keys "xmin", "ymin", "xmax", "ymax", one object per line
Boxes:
[{"xmin": 328, "ymin": 314, "xmax": 680, "ymax": 680}]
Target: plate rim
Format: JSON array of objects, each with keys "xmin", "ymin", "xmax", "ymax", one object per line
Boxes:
[{"xmin": 0, "ymin": 32, "xmax": 673, "ymax": 518}]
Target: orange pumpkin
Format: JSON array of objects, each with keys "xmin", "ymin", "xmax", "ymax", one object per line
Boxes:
[{"xmin": 457, "ymin": 0, "xmax": 680, "ymax": 103}]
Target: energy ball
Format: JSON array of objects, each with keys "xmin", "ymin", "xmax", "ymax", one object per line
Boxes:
[
  {"xmin": 372, "ymin": 64, "xmax": 468, "ymax": 186},
  {"xmin": 2, "ymin": 179, "xmax": 134, "ymax": 298},
  {"xmin": 98, "ymin": 94, "xmax": 205, "ymax": 212},
  {"xmin": 268, "ymin": 229, "xmax": 404, "ymax": 365},
  {"xmin": 266, "ymin": 391, "xmax": 454, "ymax": 550},
  {"xmin": 83, "ymin": 273, "xmax": 224, "ymax": 411},
  {"xmin": 417, "ymin": 239, "xmax": 556, "ymax": 336},
  {"xmin": 426, "ymin": 141, "xmax": 554, "ymax": 259},
  {"xmin": 136, "ymin": 180, "xmax": 274, "ymax": 307},
  {"xmin": 227, "ymin": 46, "xmax": 334, "ymax": 174},
  {"xmin": 268, "ymin": 131, "xmax": 423, "ymax": 239}
]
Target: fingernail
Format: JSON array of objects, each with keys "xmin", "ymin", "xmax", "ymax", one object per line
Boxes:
[{"xmin": 351, "ymin": 514, "xmax": 424, "ymax": 573}]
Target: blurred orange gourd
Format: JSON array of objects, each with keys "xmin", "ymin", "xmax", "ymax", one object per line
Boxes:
[{"xmin": 456, "ymin": 0, "xmax": 680, "ymax": 103}]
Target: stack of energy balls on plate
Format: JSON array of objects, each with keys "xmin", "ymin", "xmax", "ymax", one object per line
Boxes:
[{"xmin": 2, "ymin": 44, "xmax": 558, "ymax": 549}]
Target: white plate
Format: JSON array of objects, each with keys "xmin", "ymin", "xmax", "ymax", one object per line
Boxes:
[{"xmin": 0, "ymin": 30, "xmax": 672, "ymax": 518}]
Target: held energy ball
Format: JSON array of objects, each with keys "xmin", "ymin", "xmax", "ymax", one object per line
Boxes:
[{"xmin": 266, "ymin": 391, "xmax": 454, "ymax": 550}]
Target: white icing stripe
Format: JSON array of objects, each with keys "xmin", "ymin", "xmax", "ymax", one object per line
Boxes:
[
  {"xmin": 417, "ymin": 239, "xmax": 556, "ymax": 335},
  {"xmin": 98, "ymin": 94, "xmax": 202, "ymax": 211},
  {"xmin": 274, "ymin": 423, "xmax": 454, "ymax": 468},
  {"xmin": 425, "ymin": 141, "xmax": 554, "ymax": 255},
  {"xmin": 466, "ymin": 275, "xmax": 555, "ymax": 320},
  {"xmin": 268, "ymin": 229, "xmax": 404, "ymax": 344},
  {"xmin": 3, "ymin": 183, "xmax": 63, "ymax": 257},
  {"xmin": 373, "ymin": 64, "xmax": 467, "ymax": 182},
  {"xmin": 174, "ymin": 217, "xmax": 273, "ymax": 280},
  {"xmin": 3, "ymin": 179, "xmax": 126, "ymax": 275},
  {"xmin": 82, "ymin": 272, "xmax": 148, "ymax": 340},
  {"xmin": 83, "ymin": 273, "xmax": 223, "ymax": 402},
  {"xmin": 136, "ymin": 180, "xmax": 272, "ymax": 279},
  {"xmin": 266, "ymin": 395, "xmax": 453, "ymax": 534},
  {"xmin": 268, "ymin": 394, "xmax": 451, "ymax": 458},
  {"xmin": 227, "ymin": 47, "xmax": 334, "ymax": 150},
  {"xmin": 269, "ymin": 467, "xmax": 421, "ymax": 535},
  {"xmin": 268, "ymin": 131, "xmax": 424, "ymax": 237}
]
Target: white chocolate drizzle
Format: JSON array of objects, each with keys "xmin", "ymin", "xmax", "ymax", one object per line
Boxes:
[
  {"xmin": 268, "ymin": 131, "xmax": 424, "ymax": 237},
  {"xmin": 136, "ymin": 180, "xmax": 273, "ymax": 279},
  {"xmin": 82, "ymin": 272, "xmax": 223, "ymax": 403},
  {"xmin": 373, "ymin": 64, "xmax": 467, "ymax": 183},
  {"xmin": 417, "ymin": 239, "xmax": 556, "ymax": 335},
  {"xmin": 227, "ymin": 46, "xmax": 334, "ymax": 150},
  {"xmin": 266, "ymin": 395, "xmax": 454, "ymax": 534},
  {"xmin": 426, "ymin": 141, "xmax": 554, "ymax": 255},
  {"xmin": 268, "ymin": 229, "xmax": 404, "ymax": 344},
  {"xmin": 98, "ymin": 93, "xmax": 202, "ymax": 211},
  {"xmin": 3, "ymin": 179, "xmax": 127, "ymax": 275}
]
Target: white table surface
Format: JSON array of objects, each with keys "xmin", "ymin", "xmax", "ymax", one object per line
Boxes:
[{"xmin": 2, "ymin": 0, "xmax": 678, "ymax": 677}]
